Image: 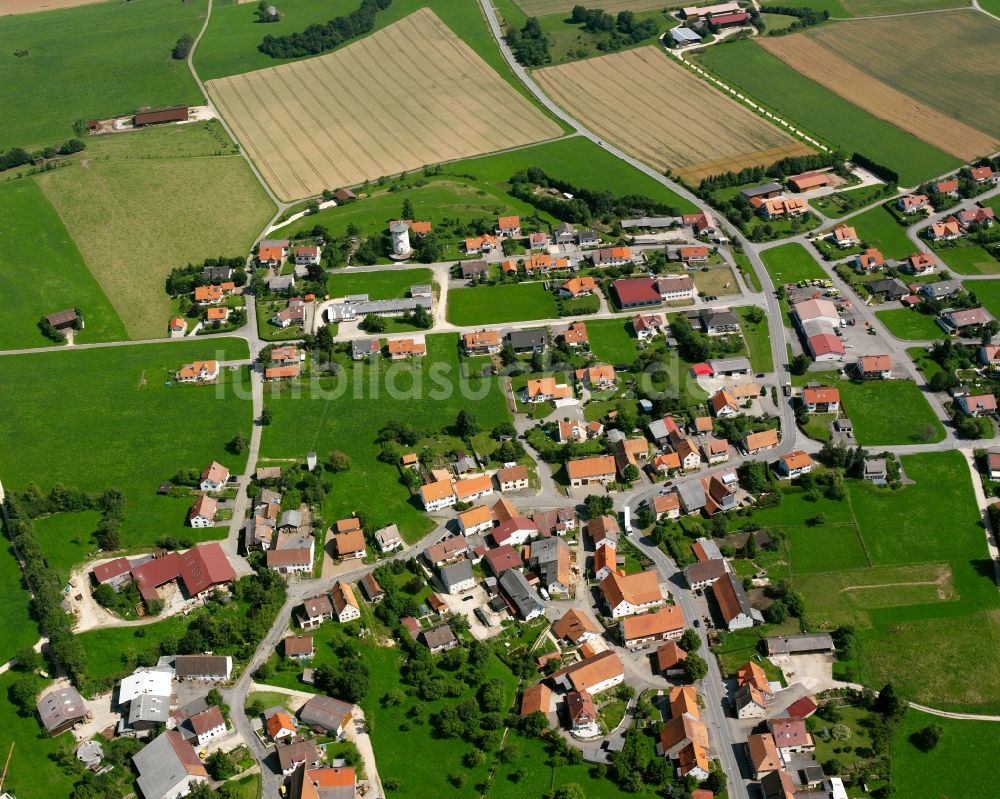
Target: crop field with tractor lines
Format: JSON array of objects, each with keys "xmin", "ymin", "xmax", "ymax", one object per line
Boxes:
[
  {"xmin": 207, "ymin": 9, "xmax": 562, "ymax": 201},
  {"xmin": 759, "ymin": 32, "xmax": 996, "ymax": 161},
  {"xmin": 533, "ymin": 46, "xmax": 814, "ymax": 184},
  {"xmin": 802, "ymin": 11, "xmax": 1000, "ymax": 143}
]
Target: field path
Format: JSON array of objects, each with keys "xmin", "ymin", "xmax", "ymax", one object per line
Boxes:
[
  {"xmin": 975, "ymin": 0, "xmax": 1000, "ymax": 21},
  {"xmin": 186, "ymin": 0, "xmax": 290, "ymax": 218}
]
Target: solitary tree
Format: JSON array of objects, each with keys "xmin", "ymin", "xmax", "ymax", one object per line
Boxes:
[
  {"xmin": 456, "ymin": 409, "xmax": 479, "ymax": 439},
  {"xmin": 911, "ymin": 723, "xmax": 943, "ymax": 752},
  {"xmin": 682, "ymin": 653, "xmax": 708, "ymax": 682}
]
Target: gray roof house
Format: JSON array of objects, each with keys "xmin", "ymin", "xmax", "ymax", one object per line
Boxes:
[
  {"xmin": 202, "ymin": 266, "xmax": 233, "ymax": 283},
  {"xmin": 498, "ymin": 569, "xmax": 544, "ymax": 620},
  {"xmin": 867, "ymin": 277, "xmax": 908, "ymax": 301},
  {"xmin": 36, "ymin": 686, "xmax": 88, "ymax": 736},
  {"xmin": 278, "ymin": 510, "xmax": 302, "ymax": 531},
  {"xmin": 677, "ymin": 481, "xmax": 707, "ymax": 514},
  {"xmin": 700, "ymin": 309, "xmax": 740, "ymax": 335},
  {"xmin": 863, "ymin": 458, "xmax": 888, "ymax": 484},
  {"xmin": 708, "ymin": 356, "xmax": 752, "ymax": 376},
  {"xmin": 351, "ymin": 338, "xmax": 380, "ymax": 360},
  {"xmin": 421, "ymin": 624, "xmax": 459, "ymax": 653},
  {"xmin": 740, "ymin": 182, "xmax": 783, "ymax": 199},
  {"xmin": 764, "ymin": 633, "xmax": 835, "ymax": 656},
  {"xmin": 919, "ymin": 279, "xmax": 962, "ymax": 299},
  {"xmin": 577, "ymin": 228, "xmax": 600, "ymax": 246},
  {"xmin": 508, "ymin": 329, "xmax": 548, "ymax": 352},
  {"xmin": 133, "ymin": 730, "xmax": 208, "ymax": 799},
  {"xmin": 125, "ymin": 692, "xmax": 171, "ymax": 732},
  {"xmin": 440, "ymin": 559, "xmax": 475, "ymax": 594},
  {"xmin": 266, "ymin": 274, "xmax": 296, "ymax": 292},
  {"xmin": 298, "ymin": 694, "xmax": 354, "ymax": 734},
  {"xmin": 173, "ymin": 654, "xmax": 232, "ymax": 681}
]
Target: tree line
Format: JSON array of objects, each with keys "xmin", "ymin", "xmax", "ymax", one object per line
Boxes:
[
  {"xmin": 0, "ymin": 137, "xmax": 84, "ymax": 174},
  {"xmin": 509, "ymin": 165, "xmax": 682, "ymax": 224},
  {"xmin": 259, "ymin": 0, "xmax": 392, "ymax": 58}
]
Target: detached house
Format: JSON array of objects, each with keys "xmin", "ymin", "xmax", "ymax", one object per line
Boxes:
[
  {"xmin": 829, "ymin": 224, "xmax": 859, "ymax": 248},
  {"xmin": 957, "ymin": 393, "xmax": 997, "ymax": 417},
  {"xmin": 463, "ymin": 329, "xmax": 501, "ymax": 355},
  {"xmin": 801, "ymin": 386, "xmax": 840, "ymax": 413},
  {"xmin": 600, "ymin": 569, "xmax": 665, "ymax": 618},
  {"xmin": 576, "ymin": 363, "xmax": 615, "ymax": 389},
  {"xmin": 970, "ymin": 165, "xmax": 996, "ymax": 184},
  {"xmin": 857, "ymin": 354, "xmax": 893, "ymax": 379},
  {"xmin": 632, "ymin": 313, "xmax": 665, "ymax": 340},
  {"xmin": 293, "ymin": 245, "xmax": 321, "ymax": 266},
  {"xmin": 776, "ymin": 450, "xmax": 815, "ymax": 479},
  {"xmin": 419, "ymin": 479, "xmax": 455, "ymax": 512},
  {"xmin": 928, "ymin": 217, "xmax": 961, "ymax": 241},
  {"xmin": 331, "ymin": 580, "xmax": 360, "ymax": 623},
  {"xmin": 495, "ymin": 215, "xmax": 521, "ymax": 237},
  {"xmin": 906, "ymin": 252, "xmax": 937, "ymax": 275},
  {"xmin": 898, "ymin": 194, "xmax": 930, "ymax": 214},
  {"xmin": 743, "ymin": 428, "xmax": 779, "ymax": 455},
  {"xmin": 854, "ymin": 248, "xmax": 885, "ymax": 271}
]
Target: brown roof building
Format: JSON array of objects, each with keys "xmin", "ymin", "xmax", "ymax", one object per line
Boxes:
[{"xmin": 520, "ymin": 682, "xmax": 552, "ymax": 716}]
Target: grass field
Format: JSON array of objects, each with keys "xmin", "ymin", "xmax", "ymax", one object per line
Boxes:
[
  {"xmin": 585, "ymin": 318, "xmax": 641, "ymax": 366},
  {"xmin": 287, "ymin": 178, "xmax": 548, "ymax": 245},
  {"xmin": 0, "ymin": 673, "xmax": 76, "ymax": 799},
  {"xmin": 694, "ymin": 41, "xmax": 959, "ymax": 187},
  {"xmin": 0, "ymin": 541, "xmax": 40, "ymax": 663},
  {"xmin": 937, "ymin": 245, "xmax": 1000, "ymax": 275},
  {"xmin": 535, "ymin": 45, "xmax": 813, "ymax": 184},
  {"xmin": 839, "ymin": 378, "xmax": 944, "ymax": 445},
  {"xmin": 790, "ymin": 452, "xmax": 1000, "ymax": 711},
  {"xmin": 455, "ymin": 135, "xmax": 698, "ymax": 212},
  {"xmin": 760, "ymin": 31, "xmax": 994, "ymax": 160},
  {"xmin": 692, "ymin": 266, "xmax": 739, "ymax": 296},
  {"xmin": 31, "ymin": 511, "xmax": 104, "ymax": 582},
  {"xmin": 260, "ymin": 333, "xmax": 510, "ymax": 541},
  {"xmin": 849, "ymin": 205, "xmax": 914, "ymax": 259},
  {"xmin": 207, "ymin": 9, "xmax": 562, "ymax": 200},
  {"xmin": 327, "ymin": 269, "xmax": 434, "ymax": 300},
  {"xmin": 34, "ymin": 124, "xmax": 274, "ymax": 340},
  {"xmin": 874, "ymin": 308, "xmax": 943, "ymax": 340},
  {"xmin": 844, "ymin": 0, "xmax": 971, "ymax": 12},
  {"xmin": 736, "ymin": 306, "xmax": 775, "ymax": 373},
  {"xmin": 0, "ymin": 339, "xmax": 251, "ymax": 570},
  {"xmin": 76, "ymin": 615, "xmax": 190, "ymax": 686},
  {"xmin": 787, "ymin": 524, "xmax": 869, "ymax": 574},
  {"xmin": 807, "ymin": 10, "xmax": 1000, "ymax": 140},
  {"xmin": 533, "ymin": 6, "xmax": 678, "ymax": 66},
  {"xmin": 0, "ymin": 179, "xmax": 126, "ymax": 350},
  {"xmin": 447, "ymin": 283, "xmax": 559, "ymax": 326},
  {"xmin": 774, "ymin": 0, "xmax": 849, "ymax": 15},
  {"xmin": 760, "ymin": 242, "xmax": 827, "ymax": 284},
  {"xmin": 966, "ymin": 279, "xmax": 1000, "ymax": 321},
  {"xmin": 892, "ymin": 709, "xmax": 1000, "ymax": 799},
  {"xmin": 0, "ymin": 0, "xmax": 205, "ymax": 150},
  {"xmin": 811, "ymin": 184, "xmax": 890, "ymax": 217}
]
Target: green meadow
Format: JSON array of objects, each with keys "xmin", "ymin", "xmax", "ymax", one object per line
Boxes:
[
  {"xmin": 0, "ymin": 179, "xmax": 126, "ymax": 350},
  {"xmin": 0, "ymin": 0, "xmax": 206, "ymax": 150}
]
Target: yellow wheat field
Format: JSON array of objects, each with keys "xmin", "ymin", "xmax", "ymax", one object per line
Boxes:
[
  {"xmin": 206, "ymin": 8, "xmax": 563, "ymax": 201},
  {"xmin": 534, "ymin": 46, "xmax": 814, "ymax": 184}
]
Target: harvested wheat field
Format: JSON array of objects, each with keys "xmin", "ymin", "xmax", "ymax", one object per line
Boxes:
[
  {"xmin": 760, "ymin": 35, "xmax": 996, "ymax": 161},
  {"xmin": 516, "ymin": 0, "xmax": 666, "ymax": 14},
  {"xmin": 805, "ymin": 11, "xmax": 1000, "ymax": 142},
  {"xmin": 534, "ymin": 46, "xmax": 813, "ymax": 184},
  {"xmin": 206, "ymin": 8, "xmax": 562, "ymax": 201},
  {"xmin": 3, "ymin": 0, "xmax": 106, "ymax": 14}
]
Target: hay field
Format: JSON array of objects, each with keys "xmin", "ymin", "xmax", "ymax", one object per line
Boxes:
[
  {"xmin": 534, "ymin": 46, "xmax": 813, "ymax": 183},
  {"xmin": 805, "ymin": 11, "xmax": 1000, "ymax": 140},
  {"xmin": 515, "ymin": 0, "xmax": 667, "ymax": 14},
  {"xmin": 206, "ymin": 8, "xmax": 562, "ymax": 201},
  {"xmin": 35, "ymin": 153, "xmax": 274, "ymax": 339},
  {"xmin": 761, "ymin": 33, "xmax": 996, "ymax": 160}
]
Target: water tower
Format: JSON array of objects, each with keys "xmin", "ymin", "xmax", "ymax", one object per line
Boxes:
[{"xmin": 390, "ymin": 222, "xmax": 411, "ymax": 257}]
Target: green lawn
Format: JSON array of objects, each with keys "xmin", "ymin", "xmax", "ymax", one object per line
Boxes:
[
  {"xmin": 694, "ymin": 41, "xmax": 958, "ymax": 187},
  {"xmin": 327, "ymin": 269, "xmax": 434, "ymax": 300},
  {"xmin": 536, "ymin": 7, "xmax": 677, "ymax": 67},
  {"xmin": 288, "ymin": 177, "xmax": 547, "ymax": 252},
  {"xmin": 0, "ymin": 541, "xmax": 40, "ymax": 663},
  {"xmin": 76, "ymin": 615, "xmax": 190, "ymax": 687},
  {"xmin": 736, "ymin": 307, "xmax": 774, "ymax": 372},
  {"xmin": 454, "ymin": 135, "xmax": 698, "ymax": 213},
  {"xmin": 447, "ymin": 283, "xmax": 558, "ymax": 326},
  {"xmin": 0, "ymin": 179, "xmax": 126, "ymax": 350},
  {"xmin": 850, "ymin": 205, "xmax": 915, "ymax": 260},
  {"xmin": 0, "ymin": 673, "xmax": 76, "ymax": 799},
  {"xmin": 794, "ymin": 452, "xmax": 1000, "ymax": 711},
  {"xmin": 760, "ymin": 242, "xmax": 827, "ymax": 284},
  {"xmin": 892, "ymin": 709, "xmax": 1000, "ymax": 799},
  {"xmin": 811, "ymin": 183, "xmax": 891, "ymax": 217},
  {"xmin": 773, "ymin": 0, "xmax": 850, "ymax": 16},
  {"xmin": 0, "ymin": 340, "xmax": 251, "ymax": 570},
  {"xmin": 35, "ymin": 122, "xmax": 274, "ymax": 340},
  {"xmin": 0, "ymin": 0, "xmax": 206, "ymax": 150},
  {"xmin": 732, "ymin": 248, "xmax": 763, "ymax": 292},
  {"xmin": 874, "ymin": 309, "xmax": 943, "ymax": 340},
  {"xmin": 787, "ymin": 524, "xmax": 869, "ymax": 574},
  {"xmin": 839, "ymin": 378, "xmax": 944, "ymax": 445},
  {"xmin": 936, "ymin": 245, "xmax": 1000, "ymax": 275},
  {"xmin": 585, "ymin": 318, "xmax": 641, "ymax": 365},
  {"xmin": 966, "ymin": 279, "xmax": 1000, "ymax": 319},
  {"xmin": 30, "ymin": 511, "xmax": 104, "ymax": 583},
  {"xmin": 799, "ymin": 411, "xmax": 835, "ymax": 442},
  {"xmin": 260, "ymin": 333, "xmax": 510, "ymax": 542},
  {"xmin": 844, "ymin": 0, "xmax": 970, "ymax": 12}
]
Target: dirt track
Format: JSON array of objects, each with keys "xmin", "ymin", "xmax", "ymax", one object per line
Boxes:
[
  {"xmin": 761, "ymin": 32, "xmax": 997, "ymax": 160},
  {"xmin": 534, "ymin": 46, "xmax": 814, "ymax": 184}
]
